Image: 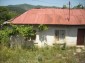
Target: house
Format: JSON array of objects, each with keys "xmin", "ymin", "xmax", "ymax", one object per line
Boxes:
[{"xmin": 11, "ymin": 8, "xmax": 85, "ymax": 47}]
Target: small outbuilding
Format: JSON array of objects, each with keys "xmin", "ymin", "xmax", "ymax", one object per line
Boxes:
[{"xmin": 11, "ymin": 8, "xmax": 85, "ymax": 47}]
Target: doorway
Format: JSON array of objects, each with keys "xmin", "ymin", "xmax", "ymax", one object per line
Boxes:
[{"xmin": 77, "ymin": 29, "xmax": 85, "ymax": 45}]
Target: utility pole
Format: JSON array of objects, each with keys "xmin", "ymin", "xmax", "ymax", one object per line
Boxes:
[{"xmin": 69, "ymin": 1, "xmax": 70, "ymax": 21}]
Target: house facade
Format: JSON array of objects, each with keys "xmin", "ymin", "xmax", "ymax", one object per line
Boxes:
[
  {"xmin": 35, "ymin": 25, "xmax": 85, "ymax": 47},
  {"xmin": 11, "ymin": 8, "xmax": 85, "ymax": 47}
]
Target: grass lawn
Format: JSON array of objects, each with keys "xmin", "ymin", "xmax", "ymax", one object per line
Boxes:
[{"xmin": 0, "ymin": 45, "xmax": 85, "ymax": 63}]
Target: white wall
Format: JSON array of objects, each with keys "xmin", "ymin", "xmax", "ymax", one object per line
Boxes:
[
  {"xmin": 65, "ymin": 27, "xmax": 77, "ymax": 46},
  {"xmin": 35, "ymin": 26, "xmax": 85, "ymax": 47}
]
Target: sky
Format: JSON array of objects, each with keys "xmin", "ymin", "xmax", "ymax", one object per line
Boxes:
[{"xmin": 0, "ymin": 0, "xmax": 85, "ymax": 7}]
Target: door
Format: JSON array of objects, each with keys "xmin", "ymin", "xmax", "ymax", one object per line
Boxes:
[
  {"xmin": 84, "ymin": 35, "xmax": 85, "ymax": 45},
  {"xmin": 77, "ymin": 29, "xmax": 85, "ymax": 45}
]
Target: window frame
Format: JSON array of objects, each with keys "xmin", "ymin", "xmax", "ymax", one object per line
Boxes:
[{"xmin": 55, "ymin": 30, "xmax": 65, "ymax": 41}]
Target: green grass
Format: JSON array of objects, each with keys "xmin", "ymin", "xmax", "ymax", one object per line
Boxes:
[{"xmin": 0, "ymin": 45, "xmax": 85, "ymax": 63}]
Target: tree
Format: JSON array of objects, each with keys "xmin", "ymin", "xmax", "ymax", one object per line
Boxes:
[
  {"xmin": 62, "ymin": 5, "xmax": 67, "ymax": 9},
  {"xmin": 0, "ymin": 6, "xmax": 17, "ymax": 25},
  {"xmin": 73, "ymin": 4, "xmax": 84, "ymax": 9}
]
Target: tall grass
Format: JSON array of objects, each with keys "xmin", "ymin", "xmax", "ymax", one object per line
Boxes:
[{"xmin": 0, "ymin": 45, "xmax": 84, "ymax": 63}]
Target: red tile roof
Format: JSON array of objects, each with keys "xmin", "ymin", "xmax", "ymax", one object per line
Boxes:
[{"xmin": 11, "ymin": 8, "xmax": 85, "ymax": 25}]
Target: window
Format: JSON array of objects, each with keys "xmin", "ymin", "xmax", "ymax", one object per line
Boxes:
[
  {"xmin": 55, "ymin": 30, "xmax": 65, "ymax": 41},
  {"xmin": 55, "ymin": 30, "xmax": 59, "ymax": 41}
]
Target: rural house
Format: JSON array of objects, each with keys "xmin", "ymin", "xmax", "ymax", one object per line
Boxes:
[{"xmin": 11, "ymin": 8, "xmax": 85, "ymax": 47}]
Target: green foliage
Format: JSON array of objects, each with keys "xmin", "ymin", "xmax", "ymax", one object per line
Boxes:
[
  {"xmin": 7, "ymin": 4, "xmax": 61, "ymax": 10},
  {"xmin": 8, "ymin": 25, "xmax": 19, "ymax": 35},
  {"xmin": 16, "ymin": 25, "xmax": 35, "ymax": 39},
  {"xmin": 0, "ymin": 25, "xmax": 36, "ymax": 45},
  {"xmin": 0, "ymin": 7, "xmax": 9, "ymax": 21},
  {"xmin": 0, "ymin": 6, "xmax": 18, "ymax": 25},
  {"xmin": 38, "ymin": 24, "xmax": 48, "ymax": 31},
  {"xmin": 63, "ymin": 5, "xmax": 67, "ymax": 9},
  {"xmin": 73, "ymin": 4, "xmax": 84, "ymax": 9},
  {"xmin": 0, "ymin": 12, "xmax": 15, "ymax": 21},
  {"xmin": 0, "ymin": 46, "xmax": 81, "ymax": 63},
  {"xmin": 0, "ymin": 24, "xmax": 47, "ymax": 47},
  {"xmin": 0, "ymin": 7, "xmax": 8, "ymax": 12},
  {"xmin": 0, "ymin": 27, "xmax": 10, "ymax": 45},
  {"xmin": 7, "ymin": 6, "xmax": 26, "ymax": 14},
  {"xmin": 0, "ymin": 24, "xmax": 48, "ymax": 46}
]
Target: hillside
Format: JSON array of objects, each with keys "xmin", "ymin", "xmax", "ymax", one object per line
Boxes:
[
  {"xmin": 0, "ymin": 4, "xmax": 59, "ymax": 15},
  {"xmin": 7, "ymin": 4, "xmax": 60, "ymax": 11},
  {"xmin": 7, "ymin": 4, "xmax": 35, "ymax": 11},
  {"xmin": 6, "ymin": 4, "xmax": 85, "ymax": 15},
  {"xmin": 0, "ymin": 3, "xmax": 85, "ymax": 15}
]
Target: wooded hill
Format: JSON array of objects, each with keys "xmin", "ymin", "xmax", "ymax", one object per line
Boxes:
[{"xmin": 0, "ymin": 3, "xmax": 85, "ymax": 15}]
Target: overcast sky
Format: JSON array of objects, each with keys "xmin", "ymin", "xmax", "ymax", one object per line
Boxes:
[{"xmin": 0, "ymin": 0, "xmax": 85, "ymax": 7}]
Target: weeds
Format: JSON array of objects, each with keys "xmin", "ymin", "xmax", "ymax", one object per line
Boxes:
[{"xmin": 0, "ymin": 45, "xmax": 84, "ymax": 63}]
